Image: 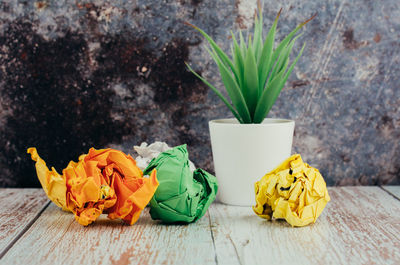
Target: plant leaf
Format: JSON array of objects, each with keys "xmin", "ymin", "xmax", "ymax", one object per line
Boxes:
[
  {"xmin": 258, "ymin": 12, "xmax": 313, "ymax": 91},
  {"xmin": 267, "ymin": 33, "xmax": 303, "ymax": 85},
  {"xmin": 185, "ymin": 22, "xmax": 241, "ymax": 83},
  {"xmin": 257, "ymin": 10, "xmax": 280, "ymax": 92},
  {"xmin": 253, "ymin": 9, "xmax": 264, "ymax": 62},
  {"xmin": 248, "ymin": 34, "xmax": 252, "ymax": 49},
  {"xmin": 230, "ymin": 44, "xmax": 242, "ymax": 86},
  {"xmin": 231, "ymin": 32, "xmax": 245, "ymax": 88},
  {"xmin": 253, "ymin": 43, "xmax": 306, "ymax": 123},
  {"xmin": 239, "ymin": 30, "xmax": 247, "ymax": 55},
  {"xmin": 266, "ymin": 19, "xmax": 309, "ymax": 74},
  {"xmin": 186, "ymin": 63, "xmax": 244, "ymax": 123},
  {"xmin": 207, "ymin": 48, "xmax": 252, "ymax": 123},
  {"xmin": 243, "ymin": 45, "xmax": 259, "ymax": 118},
  {"xmin": 281, "ymin": 43, "xmax": 306, "ymax": 88},
  {"xmin": 253, "ymin": 70, "xmax": 285, "ymax": 123},
  {"xmin": 278, "ymin": 33, "xmax": 303, "ymax": 73}
]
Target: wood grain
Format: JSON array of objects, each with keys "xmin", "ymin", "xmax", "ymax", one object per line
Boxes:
[
  {"xmin": 2, "ymin": 187, "xmax": 400, "ymax": 265},
  {"xmin": 0, "ymin": 189, "xmax": 49, "ymax": 256},
  {"xmin": 382, "ymin": 186, "xmax": 400, "ymax": 200},
  {"xmin": 209, "ymin": 187, "xmax": 400, "ymax": 265},
  {"xmin": 1, "ymin": 203, "xmax": 217, "ymax": 265}
]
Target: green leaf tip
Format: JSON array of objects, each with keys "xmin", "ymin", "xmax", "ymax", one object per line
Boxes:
[
  {"xmin": 183, "ymin": 21, "xmax": 198, "ymax": 30},
  {"xmin": 275, "ymin": 7, "xmax": 283, "ymax": 21},
  {"xmin": 257, "ymin": 0, "xmax": 262, "ymax": 13},
  {"xmin": 300, "ymin": 13, "xmax": 317, "ymax": 27}
]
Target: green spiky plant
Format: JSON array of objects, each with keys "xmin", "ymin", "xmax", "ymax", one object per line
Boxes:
[{"xmin": 186, "ymin": 6, "xmax": 315, "ymax": 124}]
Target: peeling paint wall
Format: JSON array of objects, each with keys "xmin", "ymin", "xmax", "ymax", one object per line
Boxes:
[{"xmin": 0, "ymin": 0, "xmax": 399, "ymax": 187}]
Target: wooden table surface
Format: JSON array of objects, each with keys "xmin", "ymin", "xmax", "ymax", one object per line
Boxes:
[{"xmin": 0, "ymin": 186, "xmax": 399, "ymax": 265}]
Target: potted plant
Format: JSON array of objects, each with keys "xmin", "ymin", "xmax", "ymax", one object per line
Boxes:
[{"xmin": 186, "ymin": 6, "xmax": 315, "ymax": 206}]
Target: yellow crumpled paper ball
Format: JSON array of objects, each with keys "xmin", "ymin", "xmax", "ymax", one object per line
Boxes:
[{"xmin": 253, "ymin": 154, "xmax": 330, "ymax": 227}]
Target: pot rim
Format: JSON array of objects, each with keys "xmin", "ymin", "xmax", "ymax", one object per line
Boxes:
[{"xmin": 209, "ymin": 118, "xmax": 295, "ymax": 127}]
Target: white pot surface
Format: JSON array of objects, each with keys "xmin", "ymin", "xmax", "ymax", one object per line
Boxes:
[{"xmin": 209, "ymin": 118, "xmax": 295, "ymax": 206}]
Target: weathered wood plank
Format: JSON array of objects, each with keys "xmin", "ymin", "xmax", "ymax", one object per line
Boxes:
[
  {"xmin": 0, "ymin": 189, "xmax": 49, "ymax": 256},
  {"xmin": 209, "ymin": 187, "xmax": 400, "ymax": 265},
  {"xmin": 382, "ymin": 186, "xmax": 400, "ymax": 200},
  {"xmin": 1, "ymin": 203, "xmax": 217, "ymax": 265}
]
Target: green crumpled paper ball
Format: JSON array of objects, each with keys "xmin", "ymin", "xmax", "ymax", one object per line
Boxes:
[{"xmin": 143, "ymin": 144, "xmax": 218, "ymax": 223}]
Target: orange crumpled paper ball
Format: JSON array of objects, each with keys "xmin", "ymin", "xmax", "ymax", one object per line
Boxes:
[{"xmin": 27, "ymin": 147, "xmax": 159, "ymax": 226}]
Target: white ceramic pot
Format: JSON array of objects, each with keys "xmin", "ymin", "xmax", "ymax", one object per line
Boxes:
[{"xmin": 209, "ymin": 118, "xmax": 295, "ymax": 206}]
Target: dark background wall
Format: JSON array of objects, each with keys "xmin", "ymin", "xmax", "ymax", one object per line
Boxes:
[{"xmin": 0, "ymin": 0, "xmax": 399, "ymax": 187}]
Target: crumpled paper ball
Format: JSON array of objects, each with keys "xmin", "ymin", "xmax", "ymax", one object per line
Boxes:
[
  {"xmin": 134, "ymin": 141, "xmax": 196, "ymax": 172},
  {"xmin": 28, "ymin": 147, "xmax": 158, "ymax": 226},
  {"xmin": 143, "ymin": 144, "xmax": 218, "ymax": 223},
  {"xmin": 253, "ymin": 154, "xmax": 330, "ymax": 227}
]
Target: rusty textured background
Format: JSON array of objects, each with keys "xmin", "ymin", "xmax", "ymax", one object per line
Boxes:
[{"xmin": 0, "ymin": 0, "xmax": 399, "ymax": 187}]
